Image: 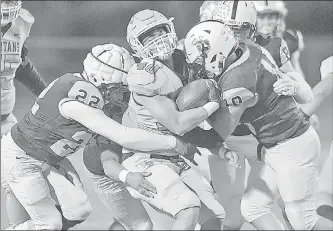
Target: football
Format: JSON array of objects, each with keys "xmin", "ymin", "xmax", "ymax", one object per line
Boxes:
[{"xmin": 176, "ymin": 79, "xmax": 210, "ymax": 111}]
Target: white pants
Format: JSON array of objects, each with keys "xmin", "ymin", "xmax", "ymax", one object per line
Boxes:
[
  {"xmin": 317, "ymin": 140, "xmax": 333, "ymax": 194},
  {"xmin": 1, "ymin": 113, "xmax": 17, "ymax": 137},
  {"xmin": 1, "ymin": 132, "xmax": 92, "ymax": 230},
  {"xmin": 122, "ymin": 153, "xmax": 201, "ymax": 217},
  {"xmin": 83, "ymin": 166, "xmax": 151, "ymax": 230},
  {"xmin": 242, "ymin": 126, "xmax": 320, "ymax": 230}
]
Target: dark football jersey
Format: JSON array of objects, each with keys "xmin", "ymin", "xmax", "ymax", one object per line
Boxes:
[
  {"xmin": 283, "ymin": 29, "xmax": 300, "ymax": 56},
  {"xmin": 11, "ymin": 73, "xmax": 105, "ymax": 166},
  {"xmin": 255, "ymin": 35, "xmax": 291, "ymax": 68},
  {"xmin": 216, "ymin": 41, "xmax": 309, "ymax": 148}
]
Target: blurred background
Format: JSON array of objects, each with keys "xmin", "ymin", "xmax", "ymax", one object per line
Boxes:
[{"xmin": 1, "ymin": 1, "xmax": 332, "ymax": 230}]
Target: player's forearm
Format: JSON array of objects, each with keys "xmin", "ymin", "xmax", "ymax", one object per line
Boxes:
[
  {"xmin": 15, "ymin": 58, "xmax": 47, "ymax": 96},
  {"xmin": 300, "ymin": 74, "xmax": 333, "ymax": 116}
]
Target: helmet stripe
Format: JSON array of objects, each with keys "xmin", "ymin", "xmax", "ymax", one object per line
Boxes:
[
  {"xmin": 90, "ymin": 52, "xmax": 128, "ymax": 74},
  {"xmin": 231, "ymin": 0, "xmax": 239, "ymax": 20}
]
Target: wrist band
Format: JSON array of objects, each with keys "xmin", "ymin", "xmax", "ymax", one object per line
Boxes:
[
  {"xmin": 202, "ymin": 102, "xmax": 219, "ymax": 116},
  {"xmin": 119, "ymin": 170, "xmax": 130, "ymax": 183}
]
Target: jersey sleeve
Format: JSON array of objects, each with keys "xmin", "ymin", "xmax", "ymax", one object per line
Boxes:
[
  {"xmin": 219, "ymin": 67, "xmax": 257, "ymax": 108},
  {"xmin": 279, "ymin": 38, "xmax": 291, "ymax": 66},
  {"xmin": 59, "ymin": 80, "xmax": 105, "ymax": 118},
  {"xmin": 19, "ymin": 9, "xmax": 35, "ymax": 37},
  {"xmin": 126, "ymin": 59, "xmax": 166, "ymax": 96}
]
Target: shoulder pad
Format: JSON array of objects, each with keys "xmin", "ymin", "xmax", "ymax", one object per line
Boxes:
[
  {"xmin": 126, "ymin": 59, "xmax": 166, "ymax": 96},
  {"xmin": 67, "ymin": 80, "xmax": 104, "ymax": 109},
  {"xmin": 19, "ymin": 9, "xmax": 35, "ymax": 24}
]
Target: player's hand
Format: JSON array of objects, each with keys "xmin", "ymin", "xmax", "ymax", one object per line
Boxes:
[
  {"xmin": 205, "ymin": 79, "xmax": 221, "ymax": 104},
  {"xmin": 125, "ymin": 172, "xmax": 157, "ymax": 198},
  {"xmin": 221, "ymin": 148, "xmax": 241, "ymax": 168},
  {"xmin": 273, "ymin": 74, "xmax": 298, "ymax": 96}
]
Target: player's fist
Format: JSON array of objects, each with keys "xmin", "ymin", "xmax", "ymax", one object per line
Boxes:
[
  {"xmin": 125, "ymin": 172, "xmax": 157, "ymax": 198},
  {"xmin": 205, "ymin": 79, "xmax": 221, "ymax": 104},
  {"xmin": 220, "ymin": 148, "xmax": 241, "ymax": 168},
  {"xmin": 273, "ymin": 74, "xmax": 299, "ymax": 96}
]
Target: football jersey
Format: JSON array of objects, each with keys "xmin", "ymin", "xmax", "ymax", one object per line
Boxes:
[
  {"xmin": 254, "ymin": 35, "xmax": 291, "ymax": 68},
  {"xmin": 283, "ymin": 29, "xmax": 301, "ymax": 57},
  {"xmin": 216, "ymin": 41, "xmax": 310, "ymax": 148},
  {"xmin": 123, "ymin": 59, "xmax": 183, "ymax": 136},
  {"xmin": 1, "ymin": 9, "xmax": 34, "ymax": 115},
  {"xmin": 11, "ymin": 73, "xmax": 105, "ymax": 166}
]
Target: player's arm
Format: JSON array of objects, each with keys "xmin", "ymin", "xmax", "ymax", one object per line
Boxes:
[
  {"xmin": 209, "ymin": 88, "xmax": 258, "ymax": 141},
  {"xmin": 15, "ymin": 44, "xmax": 47, "ymax": 96},
  {"xmin": 300, "ymin": 56, "xmax": 333, "ymax": 116},
  {"xmin": 60, "ymin": 100, "xmax": 185, "ymax": 153},
  {"xmin": 135, "ymin": 86, "xmax": 219, "ymax": 136}
]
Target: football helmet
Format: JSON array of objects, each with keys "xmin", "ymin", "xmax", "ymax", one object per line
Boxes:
[
  {"xmin": 1, "ymin": 1, "xmax": 22, "ymax": 26},
  {"xmin": 252, "ymin": 0, "xmax": 288, "ymax": 36},
  {"xmin": 199, "ymin": 1, "xmax": 218, "ymax": 22},
  {"xmin": 212, "ymin": 1, "xmax": 257, "ymax": 39},
  {"xmin": 184, "ymin": 20, "xmax": 238, "ymax": 79},
  {"xmin": 83, "ymin": 44, "xmax": 134, "ymax": 113},
  {"xmin": 126, "ymin": 9, "xmax": 178, "ymax": 60}
]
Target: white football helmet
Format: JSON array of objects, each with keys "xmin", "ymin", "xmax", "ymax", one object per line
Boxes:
[
  {"xmin": 212, "ymin": 1, "xmax": 257, "ymax": 39},
  {"xmin": 126, "ymin": 9, "xmax": 178, "ymax": 60},
  {"xmin": 184, "ymin": 20, "xmax": 238, "ymax": 79},
  {"xmin": 1, "ymin": 0, "xmax": 22, "ymax": 26},
  {"xmin": 199, "ymin": 1, "xmax": 218, "ymax": 22},
  {"xmin": 83, "ymin": 44, "xmax": 135, "ymax": 87},
  {"xmin": 252, "ymin": 1, "xmax": 288, "ymax": 36}
]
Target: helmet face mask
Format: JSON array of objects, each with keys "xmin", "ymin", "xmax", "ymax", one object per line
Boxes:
[
  {"xmin": 127, "ymin": 10, "xmax": 178, "ymax": 60},
  {"xmin": 256, "ymin": 12, "xmax": 282, "ymax": 36},
  {"xmin": 1, "ymin": 0, "xmax": 22, "ymax": 26}
]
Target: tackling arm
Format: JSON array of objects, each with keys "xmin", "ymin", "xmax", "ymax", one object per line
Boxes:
[
  {"xmin": 15, "ymin": 45, "xmax": 47, "ymax": 96},
  {"xmin": 60, "ymin": 100, "xmax": 179, "ymax": 153},
  {"xmin": 136, "ymin": 94, "xmax": 215, "ymax": 136}
]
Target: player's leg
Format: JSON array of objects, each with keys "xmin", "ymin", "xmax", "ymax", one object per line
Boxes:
[
  {"xmin": 316, "ymin": 140, "xmax": 333, "ymax": 221},
  {"xmin": 1, "ymin": 133, "xmax": 63, "ymax": 230},
  {"xmin": 43, "ymin": 165, "xmax": 92, "ymax": 230},
  {"xmin": 265, "ymin": 126, "xmax": 333, "ymax": 230},
  {"xmin": 0, "ymin": 113, "xmax": 30, "ymax": 227},
  {"xmin": 122, "ymin": 154, "xmax": 201, "ymax": 230},
  {"xmin": 83, "ymin": 165, "xmax": 152, "ymax": 230},
  {"xmin": 224, "ymin": 134, "xmax": 259, "ymax": 160},
  {"xmin": 180, "ymin": 166, "xmax": 226, "ymax": 220},
  {"xmin": 240, "ymin": 157, "xmax": 285, "ymax": 230}
]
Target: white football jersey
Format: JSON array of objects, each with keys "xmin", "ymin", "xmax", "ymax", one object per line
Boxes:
[{"xmin": 1, "ymin": 9, "xmax": 34, "ymax": 115}]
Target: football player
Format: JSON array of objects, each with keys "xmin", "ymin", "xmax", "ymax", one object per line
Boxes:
[
  {"xmin": 300, "ymin": 56, "xmax": 333, "ymax": 220},
  {"xmin": 1, "ymin": 43, "xmax": 194, "ymax": 230},
  {"xmin": 123, "ymin": 9, "xmax": 226, "ymax": 230},
  {"xmin": 184, "ymin": 20, "xmax": 332, "ymax": 230},
  {"xmin": 1, "ymin": 0, "xmax": 49, "ymax": 228},
  {"xmin": 252, "ymin": 0, "xmax": 321, "ymax": 130}
]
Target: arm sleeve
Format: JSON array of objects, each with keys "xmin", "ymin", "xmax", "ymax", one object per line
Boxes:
[{"xmin": 15, "ymin": 45, "xmax": 47, "ymax": 96}]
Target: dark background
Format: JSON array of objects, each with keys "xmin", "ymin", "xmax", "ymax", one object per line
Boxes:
[{"xmin": 1, "ymin": 1, "xmax": 332, "ymax": 229}]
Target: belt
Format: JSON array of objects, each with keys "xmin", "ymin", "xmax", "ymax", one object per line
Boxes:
[{"xmin": 150, "ymin": 154, "xmax": 184, "ymax": 163}]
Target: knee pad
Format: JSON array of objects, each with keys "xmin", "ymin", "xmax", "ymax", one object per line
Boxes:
[
  {"xmin": 240, "ymin": 196, "xmax": 271, "ymax": 223},
  {"xmin": 284, "ymin": 200, "xmax": 319, "ymax": 230}
]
